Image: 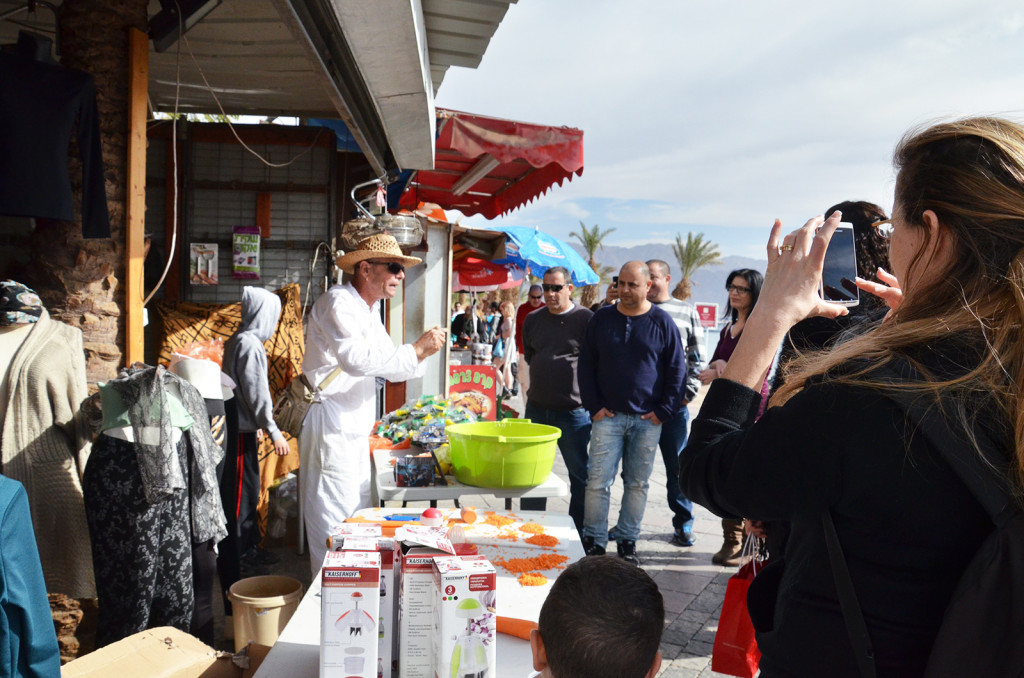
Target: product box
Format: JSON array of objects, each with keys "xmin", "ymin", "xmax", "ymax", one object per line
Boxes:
[
  {"xmin": 396, "ymin": 546, "xmax": 449, "ymax": 678},
  {"xmin": 321, "ymin": 551, "xmax": 381, "ymax": 678},
  {"xmin": 343, "ymin": 536, "xmax": 398, "ymax": 678},
  {"xmin": 326, "ymin": 523, "xmax": 382, "ymax": 550},
  {"xmin": 431, "ymin": 557, "xmax": 496, "ymax": 678}
]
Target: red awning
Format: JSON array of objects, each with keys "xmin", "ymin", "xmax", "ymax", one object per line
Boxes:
[{"xmin": 399, "ymin": 108, "xmax": 584, "ymax": 219}]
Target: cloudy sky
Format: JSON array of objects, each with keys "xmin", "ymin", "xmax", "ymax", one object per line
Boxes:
[{"xmin": 433, "ymin": 0, "xmax": 1024, "ymax": 258}]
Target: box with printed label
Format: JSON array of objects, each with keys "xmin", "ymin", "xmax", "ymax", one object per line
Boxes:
[
  {"xmin": 342, "ymin": 537, "xmax": 397, "ymax": 678},
  {"xmin": 397, "ymin": 546, "xmax": 448, "ymax": 678},
  {"xmin": 431, "ymin": 557, "xmax": 496, "ymax": 678},
  {"xmin": 320, "ymin": 551, "xmax": 381, "ymax": 678},
  {"xmin": 326, "ymin": 523, "xmax": 382, "ymax": 550}
]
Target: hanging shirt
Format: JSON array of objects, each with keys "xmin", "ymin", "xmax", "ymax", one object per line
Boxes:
[{"xmin": 0, "ymin": 52, "xmax": 111, "ymax": 238}]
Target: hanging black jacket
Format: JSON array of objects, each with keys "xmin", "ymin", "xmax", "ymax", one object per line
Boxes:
[{"xmin": 0, "ymin": 51, "xmax": 111, "ymax": 238}]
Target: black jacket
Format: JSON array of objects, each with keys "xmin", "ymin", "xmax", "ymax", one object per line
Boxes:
[{"xmin": 681, "ymin": 355, "xmax": 1004, "ymax": 677}]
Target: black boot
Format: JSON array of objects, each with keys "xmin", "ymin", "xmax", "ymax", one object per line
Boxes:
[
  {"xmin": 581, "ymin": 535, "xmax": 606, "ymax": 556},
  {"xmin": 617, "ymin": 540, "xmax": 641, "ymax": 566}
]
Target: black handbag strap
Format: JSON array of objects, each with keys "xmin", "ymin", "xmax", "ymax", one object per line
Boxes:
[{"xmin": 823, "ymin": 510, "xmax": 877, "ymax": 678}]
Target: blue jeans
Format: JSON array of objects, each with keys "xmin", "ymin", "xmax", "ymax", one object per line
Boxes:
[
  {"xmin": 661, "ymin": 407, "xmax": 694, "ymax": 534},
  {"xmin": 520, "ymin": 404, "xmax": 592, "ymax": 532},
  {"xmin": 583, "ymin": 413, "xmax": 662, "ymax": 546}
]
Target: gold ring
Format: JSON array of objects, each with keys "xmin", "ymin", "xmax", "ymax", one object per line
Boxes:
[{"xmin": 780, "ymin": 244, "xmax": 794, "ymax": 252}]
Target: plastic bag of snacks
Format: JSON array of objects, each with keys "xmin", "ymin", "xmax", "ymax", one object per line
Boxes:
[
  {"xmin": 374, "ymin": 395, "xmax": 477, "ymax": 444},
  {"xmin": 173, "ymin": 337, "xmax": 225, "ymax": 367}
]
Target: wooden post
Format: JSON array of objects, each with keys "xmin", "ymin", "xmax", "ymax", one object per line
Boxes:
[
  {"xmin": 125, "ymin": 27, "xmax": 148, "ymax": 365},
  {"xmin": 257, "ymin": 192, "xmax": 272, "ymax": 238}
]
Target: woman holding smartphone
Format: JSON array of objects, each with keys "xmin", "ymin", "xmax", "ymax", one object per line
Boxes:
[
  {"xmin": 681, "ymin": 117, "xmax": 1024, "ymax": 677},
  {"xmin": 698, "ymin": 268, "xmax": 768, "ymax": 566}
]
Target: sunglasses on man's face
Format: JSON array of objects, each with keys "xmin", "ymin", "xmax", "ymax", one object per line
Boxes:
[
  {"xmin": 542, "ymin": 284, "xmax": 566, "ymax": 292},
  {"xmin": 368, "ymin": 260, "xmax": 405, "ymax": 275}
]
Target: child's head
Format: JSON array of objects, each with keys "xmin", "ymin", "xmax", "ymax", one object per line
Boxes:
[{"xmin": 531, "ymin": 557, "xmax": 664, "ymax": 678}]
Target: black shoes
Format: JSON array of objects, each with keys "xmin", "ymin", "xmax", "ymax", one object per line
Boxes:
[
  {"xmin": 581, "ymin": 536, "xmax": 606, "ymax": 556},
  {"xmin": 617, "ymin": 540, "xmax": 641, "ymax": 566}
]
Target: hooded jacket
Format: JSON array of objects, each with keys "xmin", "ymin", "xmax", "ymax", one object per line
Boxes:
[{"xmin": 223, "ymin": 287, "xmax": 283, "ymax": 440}]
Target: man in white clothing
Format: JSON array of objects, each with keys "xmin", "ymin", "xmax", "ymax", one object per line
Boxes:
[{"xmin": 299, "ymin": 234, "xmax": 446, "ymax": 574}]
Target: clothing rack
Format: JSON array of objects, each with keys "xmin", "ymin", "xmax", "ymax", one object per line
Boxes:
[{"xmin": 1, "ymin": 2, "xmax": 60, "ymax": 58}]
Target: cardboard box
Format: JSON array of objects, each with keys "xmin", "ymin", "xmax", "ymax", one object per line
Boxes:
[
  {"xmin": 60, "ymin": 626, "xmax": 262, "ymax": 678},
  {"xmin": 326, "ymin": 523, "xmax": 382, "ymax": 551},
  {"xmin": 342, "ymin": 537, "xmax": 397, "ymax": 678},
  {"xmin": 431, "ymin": 557, "xmax": 496, "ymax": 678},
  {"xmin": 397, "ymin": 546, "xmax": 447, "ymax": 678},
  {"xmin": 321, "ymin": 551, "xmax": 381, "ymax": 678}
]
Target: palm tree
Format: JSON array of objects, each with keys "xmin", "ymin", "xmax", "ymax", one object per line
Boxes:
[
  {"xmin": 569, "ymin": 221, "xmax": 616, "ymax": 308},
  {"xmin": 671, "ymin": 232, "xmax": 721, "ymax": 301}
]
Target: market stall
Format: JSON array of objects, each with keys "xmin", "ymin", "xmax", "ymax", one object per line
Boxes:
[{"xmin": 254, "ymin": 509, "xmax": 584, "ymax": 678}]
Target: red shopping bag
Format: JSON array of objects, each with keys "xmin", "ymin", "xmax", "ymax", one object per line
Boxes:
[{"xmin": 711, "ymin": 555, "xmax": 764, "ymax": 677}]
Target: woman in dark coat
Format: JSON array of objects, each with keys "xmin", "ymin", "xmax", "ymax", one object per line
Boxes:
[{"xmin": 681, "ymin": 117, "xmax": 1024, "ymax": 677}]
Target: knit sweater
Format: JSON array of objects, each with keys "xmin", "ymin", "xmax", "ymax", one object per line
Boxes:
[{"xmin": 0, "ymin": 309, "xmax": 94, "ymax": 599}]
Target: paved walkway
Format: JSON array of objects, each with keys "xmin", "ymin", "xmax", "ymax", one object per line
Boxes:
[{"xmin": 252, "ymin": 387, "xmax": 734, "ymax": 677}]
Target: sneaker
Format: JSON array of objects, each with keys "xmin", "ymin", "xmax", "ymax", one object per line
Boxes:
[
  {"xmin": 581, "ymin": 536, "xmax": 606, "ymax": 557},
  {"xmin": 617, "ymin": 540, "xmax": 641, "ymax": 566},
  {"xmin": 669, "ymin": 528, "xmax": 697, "ymax": 547}
]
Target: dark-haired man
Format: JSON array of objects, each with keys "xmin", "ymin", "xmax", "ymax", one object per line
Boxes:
[
  {"xmin": 646, "ymin": 259, "xmax": 706, "ymax": 547},
  {"xmin": 520, "ymin": 267, "xmax": 593, "ymax": 529},
  {"xmin": 530, "ymin": 556, "xmax": 663, "ymax": 678}
]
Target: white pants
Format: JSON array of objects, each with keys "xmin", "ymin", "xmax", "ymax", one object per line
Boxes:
[{"xmin": 299, "ymin": 406, "xmax": 372, "ymax": 576}]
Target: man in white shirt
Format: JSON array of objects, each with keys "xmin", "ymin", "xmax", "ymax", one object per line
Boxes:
[{"xmin": 299, "ymin": 235, "xmax": 446, "ymax": 574}]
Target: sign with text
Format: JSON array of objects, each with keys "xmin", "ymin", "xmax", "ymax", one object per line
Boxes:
[
  {"xmin": 695, "ymin": 303, "xmax": 718, "ymax": 329},
  {"xmin": 447, "ymin": 365, "xmax": 497, "ymax": 421},
  {"xmin": 232, "ymin": 226, "xmax": 261, "ymax": 279}
]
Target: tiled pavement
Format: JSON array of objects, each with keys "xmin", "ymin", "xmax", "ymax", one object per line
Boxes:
[{"xmin": 249, "ymin": 387, "xmax": 735, "ymax": 677}]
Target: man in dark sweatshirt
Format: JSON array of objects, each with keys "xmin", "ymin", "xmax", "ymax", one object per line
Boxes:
[{"xmin": 578, "ymin": 261, "xmax": 685, "ymax": 565}]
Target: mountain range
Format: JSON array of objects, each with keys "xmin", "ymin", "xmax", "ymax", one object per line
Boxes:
[{"xmin": 570, "ymin": 242, "xmax": 767, "ymax": 308}]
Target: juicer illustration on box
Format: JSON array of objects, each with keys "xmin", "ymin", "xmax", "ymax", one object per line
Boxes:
[
  {"xmin": 432, "ymin": 557, "xmax": 496, "ymax": 678},
  {"xmin": 335, "ymin": 591, "xmax": 374, "ymax": 636},
  {"xmin": 450, "ymin": 598, "xmax": 490, "ymax": 678}
]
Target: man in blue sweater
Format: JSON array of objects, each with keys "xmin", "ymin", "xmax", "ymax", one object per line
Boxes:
[{"xmin": 578, "ymin": 261, "xmax": 685, "ymax": 565}]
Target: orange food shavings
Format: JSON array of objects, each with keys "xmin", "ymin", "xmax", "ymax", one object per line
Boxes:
[
  {"xmin": 492, "ymin": 553, "xmax": 569, "ymax": 574},
  {"xmin": 482, "ymin": 513, "xmax": 517, "ymax": 528},
  {"xmin": 519, "ymin": 522, "xmax": 545, "ymax": 534},
  {"xmin": 524, "ymin": 534, "xmax": 559, "ymax": 548},
  {"xmin": 517, "ymin": 573, "xmax": 548, "ymax": 586}
]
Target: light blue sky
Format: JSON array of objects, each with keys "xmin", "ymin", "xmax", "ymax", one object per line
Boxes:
[{"xmin": 434, "ymin": 0, "xmax": 1024, "ymax": 257}]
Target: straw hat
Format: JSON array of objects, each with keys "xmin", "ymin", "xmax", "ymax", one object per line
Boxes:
[{"xmin": 336, "ymin": 233, "xmax": 422, "ymax": 274}]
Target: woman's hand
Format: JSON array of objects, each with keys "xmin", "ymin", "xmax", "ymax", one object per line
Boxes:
[
  {"xmin": 698, "ymin": 359, "xmax": 727, "ymax": 384},
  {"xmin": 758, "ymin": 213, "xmax": 852, "ymax": 329},
  {"xmin": 854, "ymin": 267, "xmax": 903, "ymax": 318}
]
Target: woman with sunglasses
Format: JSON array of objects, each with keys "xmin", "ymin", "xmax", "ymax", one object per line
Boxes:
[
  {"xmin": 681, "ymin": 117, "xmax": 1024, "ymax": 677},
  {"xmin": 697, "ymin": 268, "xmax": 766, "ymax": 566}
]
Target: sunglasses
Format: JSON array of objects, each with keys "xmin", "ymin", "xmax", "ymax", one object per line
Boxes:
[
  {"xmin": 529, "ymin": 295, "xmax": 543, "ymax": 300},
  {"xmin": 726, "ymin": 285, "xmax": 751, "ymax": 294},
  {"xmin": 542, "ymin": 284, "xmax": 566, "ymax": 292},
  {"xmin": 871, "ymin": 219, "xmax": 894, "ymax": 240},
  {"xmin": 368, "ymin": 260, "xmax": 405, "ymax": 275}
]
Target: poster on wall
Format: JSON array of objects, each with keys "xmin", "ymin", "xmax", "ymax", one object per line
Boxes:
[
  {"xmin": 447, "ymin": 365, "xmax": 497, "ymax": 421},
  {"xmin": 232, "ymin": 226, "xmax": 260, "ymax": 279},
  {"xmin": 189, "ymin": 243, "xmax": 219, "ymax": 285}
]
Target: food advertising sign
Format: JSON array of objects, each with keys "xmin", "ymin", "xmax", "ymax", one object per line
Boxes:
[
  {"xmin": 189, "ymin": 243, "xmax": 218, "ymax": 285},
  {"xmin": 232, "ymin": 226, "xmax": 261, "ymax": 279},
  {"xmin": 447, "ymin": 365, "xmax": 497, "ymax": 421},
  {"xmin": 695, "ymin": 303, "xmax": 718, "ymax": 329}
]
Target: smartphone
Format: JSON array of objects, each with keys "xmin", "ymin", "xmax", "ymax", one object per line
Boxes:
[
  {"xmin": 820, "ymin": 222, "xmax": 859, "ymax": 306},
  {"xmin": 612, "ymin": 275, "xmax": 619, "ymax": 288}
]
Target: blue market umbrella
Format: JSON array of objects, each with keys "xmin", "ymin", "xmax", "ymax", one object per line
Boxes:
[{"xmin": 491, "ymin": 225, "xmax": 599, "ymax": 286}]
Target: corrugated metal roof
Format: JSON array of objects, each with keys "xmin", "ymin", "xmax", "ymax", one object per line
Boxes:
[{"xmin": 0, "ymin": 0, "xmax": 518, "ymax": 171}]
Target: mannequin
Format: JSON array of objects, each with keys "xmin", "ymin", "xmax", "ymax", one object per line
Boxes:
[
  {"xmin": 0, "ymin": 280, "xmax": 95, "ymax": 600},
  {"xmin": 84, "ymin": 364, "xmax": 226, "ymax": 647},
  {"xmin": 7, "ymin": 31, "xmax": 58, "ymax": 65}
]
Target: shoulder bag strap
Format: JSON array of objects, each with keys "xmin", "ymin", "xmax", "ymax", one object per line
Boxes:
[
  {"xmin": 822, "ymin": 510, "xmax": 877, "ymax": 678},
  {"xmin": 316, "ymin": 366, "xmax": 343, "ymax": 391}
]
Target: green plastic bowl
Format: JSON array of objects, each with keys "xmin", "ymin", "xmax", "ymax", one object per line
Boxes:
[{"xmin": 446, "ymin": 419, "xmax": 561, "ymax": 488}]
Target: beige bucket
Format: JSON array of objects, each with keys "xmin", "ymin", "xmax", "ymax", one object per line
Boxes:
[{"xmin": 227, "ymin": 575, "xmax": 303, "ymax": 652}]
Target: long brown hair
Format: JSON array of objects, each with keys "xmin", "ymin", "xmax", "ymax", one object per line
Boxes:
[{"xmin": 773, "ymin": 117, "xmax": 1024, "ymax": 492}]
